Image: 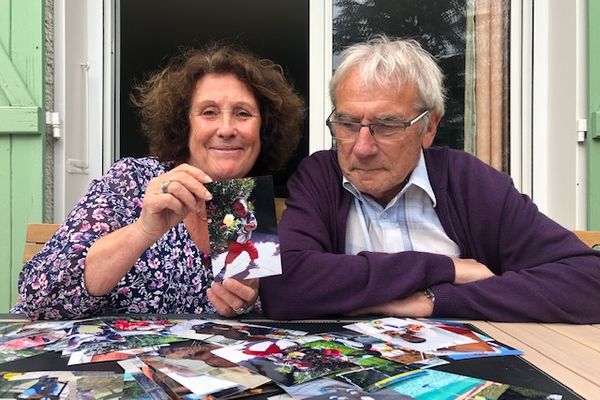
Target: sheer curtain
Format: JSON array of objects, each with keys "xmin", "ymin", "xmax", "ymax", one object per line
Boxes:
[{"xmin": 465, "ymin": 0, "xmax": 510, "ymax": 171}]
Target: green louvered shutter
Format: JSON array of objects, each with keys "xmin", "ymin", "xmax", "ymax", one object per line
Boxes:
[{"xmin": 0, "ymin": 0, "xmax": 45, "ymax": 312}]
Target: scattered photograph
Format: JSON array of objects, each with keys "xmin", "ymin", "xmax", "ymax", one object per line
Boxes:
[
  {"xmin": 0, "ymin": 375, "xmax": 65, "ymax": 399},
  {"xmin": 369, "ymin": 341, "xmax": 447, "ymax": 368},
  {"xmin": 279, "ymin": 377, "xmax": 407, "ymax": 400},
  {"xmin": 214, "ymin": 338, "xmax": 357, "ymax": 386},
  {"xmin": 124, "ymin": 334, "xmax": 186, "ymax": 348},
  {"xmin": 333, "ymin": 367, "xmax": 391, "ymax": 390},
  {"xmin": 345, "ymin": 318, "xmax": 476, "ymax": 352},
  {"xmin": 138, "ymin": 365, "xmax": 192, "ymax": 400},
  {"xmin": 104, "ymin": 317, "xmax": 176, "ymax": 336},
  {"xmin": 318, "ymin": 331, "xmax": 383, "ymax": 353},
  {"xmin": 0, "ymin": 347, "xmax": 46, "ymax": 363},
  {"xmin": 156, "ymin": 340, "xmax": 270, "ymax": 389},
  {"xmin": 67, "ymin": 345, "xmax": 159, "ymax": 366},
  {"xmin": 212, "ymin": 339, "xmax": 300, "ymax": 364},
  {"xmin": 61, "ymin": 320, "xmax": 126, "ymax": 355},
  {"xmin": 218, "ymin": 383, "xmax": 282, "ymax": 399},
  {"xmin": 165, "ymin": 319, "xmax": 214, "ymax": 341},
  {"xmin": 388, "ymin": 368, "xmax": 563, "ymax": 399},
  {"xmin": 0, "ymin": 322, "xmax": 26, "ymax": 338},
  {"xmin": 0, "ymin": 331, "xmax": 66, "ymax": 351},
  {"xmin": 122, "ymin": 371, "xmax": 154, "ymax": 400},
  {"xmin": 0, "ymin": 320, "xmax": 76, "ymax": 339},
  {"xmin": 447, "ymin": 341, "xmax": 524, "ymax": 361},
  {"xmin": 0, "ymin": 371, "xmax": 123, "ymax": 400},
  {"xmin": 73, "ymin": 373, "xmax": 124, "ymax": 400},
  {"xmin": 428, "ymin": 320, "xmax": 524, "ymax": 360},
  {"xmin": 140, "ymin": 355, "xmax": 241, "ymax": 398},
  {"xmin": 189, "ymin": 320, "xmax": 306, "ymax": 347},
  {"xmin": 300, "ymin": 339, "xmax": 418, "ymax": 391},
  {"xmin": 118, "ymin": 358, "xmax": 171, "ymax": 400}
]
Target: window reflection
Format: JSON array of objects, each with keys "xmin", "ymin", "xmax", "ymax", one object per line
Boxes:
[{"xmin": 332, "ymin": 0, "xmax": 510, "ymax": 172}]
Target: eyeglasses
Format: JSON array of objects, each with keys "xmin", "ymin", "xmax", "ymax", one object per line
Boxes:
[{"xmin": 326, "ymin": 109, "xmax": 430, "ymax": 142}]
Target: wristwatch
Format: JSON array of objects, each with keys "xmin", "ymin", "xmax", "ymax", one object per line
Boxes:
[{"xmin": 423, "ymin": 288, "xmax": 436, "ymax": 304}]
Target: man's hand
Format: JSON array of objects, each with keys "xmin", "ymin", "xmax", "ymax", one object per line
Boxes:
[
  {"xmin": 452, "ymin": 258, "xmax": 495, "ymax": 284},
  {"xmin": 346, "ymin": 291, "xmax": 434, "ymax": 318},
  {"xmin": 207, "ymin": 278, "xmax": 259, "ymax": 317}
]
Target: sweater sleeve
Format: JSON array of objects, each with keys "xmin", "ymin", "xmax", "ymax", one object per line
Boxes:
[
  {"xmin": 260, "ymin": 151, "xmax": 455, "ymax": 319},
  {"xmin": 10, "ymin": 158, "xmax": 151, "ymax": 320},
  {"xmin": 431, "ymin": 154, "xmax": 600, "ymax": 323}
]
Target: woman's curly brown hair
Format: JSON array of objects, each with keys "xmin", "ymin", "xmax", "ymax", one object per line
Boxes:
[{"xmin": 131, "ymin": 43, "xmax": 305, "ymax": 175}]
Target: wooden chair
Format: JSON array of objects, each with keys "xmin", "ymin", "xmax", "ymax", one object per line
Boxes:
[
  {"xmin": 572, "ymin": 230, "xmax": 600, "ymax": 249},
  {"xmin": 274, "ymin": 197, "xmax": 287, "ymax": 223},
  {"xmin": 23, "ymin": 223, "xmax": 60, "ymax": 263}
]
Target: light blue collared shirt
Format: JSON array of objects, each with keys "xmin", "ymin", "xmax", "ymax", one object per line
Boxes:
[{"xmin": 343, "ymin": 150, "xmax": 459, "ymax": 256}]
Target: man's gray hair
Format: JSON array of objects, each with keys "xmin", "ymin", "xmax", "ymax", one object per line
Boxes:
[{"xmin": 330, "ymin": 35, "xmax": 446, "ymax": 116}]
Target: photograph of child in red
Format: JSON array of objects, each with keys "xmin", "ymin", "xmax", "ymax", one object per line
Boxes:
[
  {"xmin": 207, "ymin": 176, "xmax": 282, "ymax": 283},
  {"xmin": 222, "ymin": 197, "xmax": 259, "ymax": 274}
]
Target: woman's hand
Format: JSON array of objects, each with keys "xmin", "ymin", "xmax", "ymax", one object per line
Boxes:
[
  {"xmin": 136, "ymin": 163, "xmax": 213, "ymax": 241},
  {"xmin": 84, "ymin": 163, "xmax": 213, "ymax": 297},
  {"xmin": 207, "ymin": 278, "xmax": 259, "ymax": 317}
]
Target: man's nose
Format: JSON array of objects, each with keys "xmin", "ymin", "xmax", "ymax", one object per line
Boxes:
[{"xmin": 351, "ymin": 126, "xmax": 379, "ymax": 157}]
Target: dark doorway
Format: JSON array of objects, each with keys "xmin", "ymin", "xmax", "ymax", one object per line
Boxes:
[{"xmin": 118, "ymin": 0, "xmax": 309, "ymax": 196}]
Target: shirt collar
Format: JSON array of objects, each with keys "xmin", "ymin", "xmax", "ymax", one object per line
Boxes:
[{"xmin": 342, "ymin": 149, "xmax": 437, "ymax": 207}]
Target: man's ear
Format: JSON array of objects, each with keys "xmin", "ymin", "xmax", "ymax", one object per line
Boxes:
[{"xmin": 421, "ymin": 111, "xmax": 442, "ymax": 149}]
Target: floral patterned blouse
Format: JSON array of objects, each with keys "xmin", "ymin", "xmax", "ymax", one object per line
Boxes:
[{"xmin": 11, "ymin": 157, "xmax": 215, "ymax": 320}]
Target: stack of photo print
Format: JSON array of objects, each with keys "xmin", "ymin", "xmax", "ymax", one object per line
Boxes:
[{"xmin": 0, "ymin": 316, "xmax": 563, "ymax": 399}]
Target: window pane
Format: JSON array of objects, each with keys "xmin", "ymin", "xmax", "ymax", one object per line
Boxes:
[
  {"xmin": 118, "ymin": 0, "xmax": 309, "ymax": 196},
  {"xmin": 333, "ymin": 0, "xmax": 510, "ymax": 170}
]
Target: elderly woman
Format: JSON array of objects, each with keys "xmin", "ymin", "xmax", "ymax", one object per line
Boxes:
[{"xmin": 12, "ymin": 44, "xmax": 304, "ymax": 320}]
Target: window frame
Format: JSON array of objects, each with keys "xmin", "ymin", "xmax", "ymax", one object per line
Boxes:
[
  {"xmin": 530, "ymin": 0, "xmax": 587, "ymax": 229},
  {"xmin": 54, "ymin": 0, "xmax": 586, "ymax": 228}
]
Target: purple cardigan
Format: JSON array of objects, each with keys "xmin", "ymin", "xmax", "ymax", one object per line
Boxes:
[{"xmin": 260, "ymin": 148, "xmax": 600, "ymax": 322}]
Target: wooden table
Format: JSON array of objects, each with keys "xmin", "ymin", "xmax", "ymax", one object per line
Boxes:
[
  {"xmin": 2, "ymin": 315, "xmax": 597, "ymax": 398},
  {"xmin": 469, "ymin": 321, "xmax": 600, "ymax": 399}
]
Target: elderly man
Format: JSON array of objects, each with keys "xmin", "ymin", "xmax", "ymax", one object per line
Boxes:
[{"xmin": 261, "ymin": 36, "xmax": 600, "ymax": 323}]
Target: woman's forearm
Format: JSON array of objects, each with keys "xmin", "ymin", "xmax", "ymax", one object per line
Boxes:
[{"xmin": 84, "ymin": 221, "xmax": 159, "ymax": 296}]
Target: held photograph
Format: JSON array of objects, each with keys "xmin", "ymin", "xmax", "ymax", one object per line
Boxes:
[{"xmin": 205, "ymin": 176, "xmax": 282, "ymax": 282}]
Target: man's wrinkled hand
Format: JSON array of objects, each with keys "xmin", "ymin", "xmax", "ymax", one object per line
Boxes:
[
  {"xmin": 452, "ymin": 258, "xmax": 495, "ymax": 284},
  {"xmin": 346, "ymin": 291, "xmax": 434, "ymax": 318}
]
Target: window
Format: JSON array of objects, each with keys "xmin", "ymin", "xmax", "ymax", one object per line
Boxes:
[
  {"xmin": 54, "ymin": 0, "xmax": 587, "ymax": 229},
  {"xmin": 117, "ymin": 0, "xmax": 309, "ymax": 196},
  {"xmin": 332, "ymin": 0, "xmax": 510, "ymax": 171}
]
